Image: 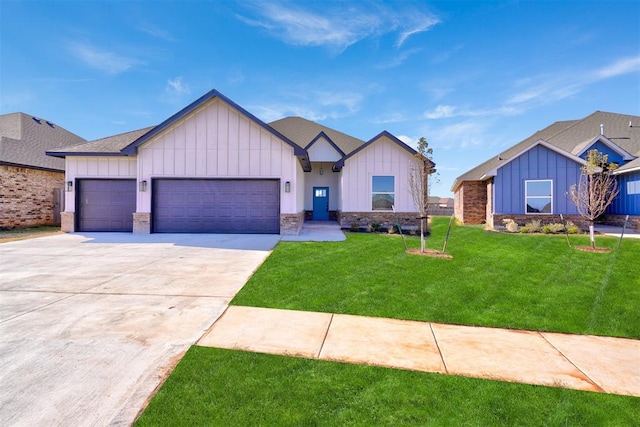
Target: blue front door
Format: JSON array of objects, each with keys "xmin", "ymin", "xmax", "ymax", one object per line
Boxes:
[{"xmin": 312, "ymin": 187, "xmax": 329, "ymax": 220}]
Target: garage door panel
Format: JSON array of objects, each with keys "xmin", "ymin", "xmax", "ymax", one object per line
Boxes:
[
  {"xmin": 153, "ymin": 179, "xmax": 279, "ymax": 233},
  {"xmin": 78, "ymin": 180, "xmax": 136, "ymax": 232}
]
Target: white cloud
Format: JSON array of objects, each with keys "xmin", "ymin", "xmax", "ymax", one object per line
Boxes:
[
  {"xmin": 592, "ymin": 55, "xmax": 640, "ymax": 79},
  {"xmin": 66, "ymin": 41, "xmax": 142, "ymax": 74},
  {"xmin": 424, "ymin": 104, "xmax": 519, "ymax": 120},
  {"xmin": 424, "ymin": 105, "xmax": 457, "ymax": 119},
  {"xmin": 137, "ymin": 22, "xmax": 176, "ymax": 41},
  {"xmin": 236, "ymin": 1, "xmax": 439, "ymax": 52},
  {"xmin": 378, "ymin": 48, "xmax": 423, "ymax": 69},
  {"xmin": 166, "ymin": 77, "xmax": 190, "ymax": 96}
]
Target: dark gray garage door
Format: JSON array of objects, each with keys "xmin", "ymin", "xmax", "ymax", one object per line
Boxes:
[
  {"xmin": 153, "ymin": 179, "xmax": 280, "ymax": 233},
  {"xmin": 77, "ymin": 179, "xmax": 136, "ymax": 232}
]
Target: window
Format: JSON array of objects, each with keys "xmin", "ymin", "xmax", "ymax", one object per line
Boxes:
[
  {"xmin": 525, "ymin": 180, "xmax": 552, "ymax": 214},
  {"xmin": 372, "ymin": 176, "xmax": 394, "ymax": 210},
  {"xmin": 315, "ymin": 188, "xmax": 327, "ymax": 197},
  {"xmin": 628, "ymin": 180, "xmax": 640, "ymax": 195}
]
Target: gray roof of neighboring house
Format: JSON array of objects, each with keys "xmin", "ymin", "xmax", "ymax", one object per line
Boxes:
[
  {"xmin": 269, "ymin": 116, "xmax": 364, "ymax": 155},
  {"xmin": 452, "ymin": 111, "xmax": 640, "ymax": 191},
  {"xmin": 47, "ymin": 126, "xmax": 155, "ymax": 157},
  {"xmin": 0, "ymin": 112, "xmax": 86, "ymax": 171}
]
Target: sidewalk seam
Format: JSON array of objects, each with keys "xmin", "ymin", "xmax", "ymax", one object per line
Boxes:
[
  {"xmin": 429, "ymin": 323, "xmax": 449, "ymax": 374},
  {"xmin": 317, "ymin": 313, "xmax": 335, "ymax": 359},
  {"xmin": 538, "ymin": 332, "xmax": 606, "ymax": 393}
]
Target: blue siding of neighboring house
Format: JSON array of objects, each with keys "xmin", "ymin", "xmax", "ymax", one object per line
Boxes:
[
  {"xmin": 494, "ymin": 145, "xmax": 582, "ymax": 214},
  {"xmin": 608, "ymin": 171, "xmax": 640, "ymax": 215},
  {"xmin": 579, "ymin": 141, "xmax": 624, "ymax": 165}
]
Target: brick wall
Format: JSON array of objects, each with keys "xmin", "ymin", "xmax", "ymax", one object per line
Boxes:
[
  {"xmin": 0, "ymin": 165, "xmax": 64, "ymax": 229},
  {"xmin": 454, "ymin": 181, "xmax": 488, "ymax": 224}
]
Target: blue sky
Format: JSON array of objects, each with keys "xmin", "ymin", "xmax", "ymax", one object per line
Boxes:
[{"xmin": 2, "ymin": 1, "xmax": 639, "ymax": 197}]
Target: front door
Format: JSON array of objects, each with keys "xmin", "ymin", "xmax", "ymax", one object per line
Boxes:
[{"xmin": 312, "ymin": 187, "xmax": 329, "ymax": 220}]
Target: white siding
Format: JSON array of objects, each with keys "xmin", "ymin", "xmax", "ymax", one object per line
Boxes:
[
  {"xmin": 308, "ymin": 137, "xmax": 342, "ymax": 162},
  {"xmin": 136, "ymin": 99, "xmax": 300, "ymax": 213},
  {"xmin": 64, "ymin": 156, "xmax": 136, "ymax": 212},
  {"xmin": 341, "ymin": 136, "xmax": 418, "ymax": 212}
]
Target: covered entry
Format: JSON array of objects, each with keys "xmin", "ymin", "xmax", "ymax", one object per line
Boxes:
[
  {"xmin": 153, "ymin": 179, "xmax": 280, "ymax": 233},
  {"xmin": 77, "ymin": 179, "xmax": 136, "ymax": 232}
]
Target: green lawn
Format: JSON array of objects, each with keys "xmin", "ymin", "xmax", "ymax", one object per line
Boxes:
[
  {"xmin": 137, "ymin": 219, "xmax": 640, "ymax": 425},
  {"xmin": 136, "ymin": 347, "xmax": 639, "ymax": 426},
  {"xmin": 233, "ymin": 217, "xmax": 640, "ymax": 339}
]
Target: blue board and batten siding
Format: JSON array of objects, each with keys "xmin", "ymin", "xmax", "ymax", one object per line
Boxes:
[
  {"xmin": 579, "ymin": 141, "xmax": 624, "ymax": 165},
  {"xmin": 608, "ymin": 171, "xmax": 640, "ymax": 215},
  {"xmin": 494, "ymin": 145, "xmax": 582, "ymax": 215}
]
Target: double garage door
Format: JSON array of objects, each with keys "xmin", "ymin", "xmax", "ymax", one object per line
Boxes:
[
  {"xmin": 77, "ymin": 178, "xmax": 280, "ymax": 233},
  {"xmin": 153, "ymin": 179, "xmax": 280, "ymax": 233}
]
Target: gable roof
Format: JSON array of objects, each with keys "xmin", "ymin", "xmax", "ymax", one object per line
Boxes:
[
  {"xmin": 333, "ymin": 130, "xmax": 422, "ymax": 170},
  {"xmin": 452, "ymin": 111, "xmax": 640, "ymax": 191},
  {"xmin": 47, "ymin": 89, "xmax": 309, "ymax": 169},
  {"xmin": 269, "ymin": 116, "xmax": 364, "ymax": 155},
  {"xmin": 120, "ymin": 89, "xmax": 306, "ymax": 157},
  {"xmin": 1, "ymin": 112, "xmax": 86, "ymax": 171},
  {"xmin": 304, "ymin": 131, "xmax": 346, "ymax": 157}
]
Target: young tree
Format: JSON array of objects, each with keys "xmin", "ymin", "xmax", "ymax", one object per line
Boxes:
[
  {"xmin": 569, "ymin": 149, "xmax": 619, "ymax": 248},
  {"xmin": 408, "ymin": 137, "xmax": 437, "ymax": 253}
]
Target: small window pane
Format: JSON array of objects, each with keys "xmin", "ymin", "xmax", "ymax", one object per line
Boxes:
[
  {"xmin": 527, "ymin": 181, "xmax": 551, "ymax": 196},
  {"xmin": 526, "ymin": 198, "xmax": 552, "ymax": 213},
  {"xmin": 315, "ymin": 189, "xmax": 326, "ymax": 197},
  {"xmin": 372, "ymin": 194, "xmax": 394, "ymax": 210},
  {"xmin": 372, "ymin": 176, "xmax": 394, "ymax": 192}
]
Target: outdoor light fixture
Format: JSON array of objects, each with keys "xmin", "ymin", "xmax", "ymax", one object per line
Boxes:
[
  {"xmin": 284, "ymin": 181, "xmax": 291, "ymax": 193},
  {"xmin": 66, "ymin": 181, "xmax": 73, "ymax": 192},
  {"xmin": 319, "ymin": 166, "xmax": 324, "ymax": 175},
  {"xmin": 139, "ymin": 180, "xmax": 147, "ymax": 192}
]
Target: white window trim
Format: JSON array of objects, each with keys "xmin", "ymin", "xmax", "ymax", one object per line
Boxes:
[
  {"xmin": 371, "ymin": 175, "xmax": 395, "ymax": 212},
  {"xmin": 525, "ymin": 179, "xmax": 553, "ymax": 214}
]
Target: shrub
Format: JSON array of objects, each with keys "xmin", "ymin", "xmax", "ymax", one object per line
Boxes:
[
  {"xmin": 525, "ymin": 219, "xmax": 542, "ymax": 233},
  {"xmin": 519, "ymin": 226, "xmax": 530, "ymax": 233},
  {"xmin": 368, "ymin": 223, "xmax": 381, "ymax": 232},
  {"xmin": 350, "ymin": 223, "xmax": 360, "ymax": 232},
  {"xmin": 387, "ymin": 225, "xmax": 399, "ymax": 234},
  {"xmin": 565, "ymin": 221, "xmax": 580, "ymax": 234},
  {"xmin": 502, "ymin": 218, "xmax": 519, "ymax": 233}
]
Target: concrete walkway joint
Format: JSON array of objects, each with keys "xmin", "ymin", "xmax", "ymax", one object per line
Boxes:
[{"xmin": 199, "ymin": 305, "xmax": 640, "ymax": 397}]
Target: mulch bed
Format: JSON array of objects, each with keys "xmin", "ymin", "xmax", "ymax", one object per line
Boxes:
[
  {"xmin": 573, "ymin": 246, "xmax": 611, "ymax": 253},
  {"xmin": 406, "ymin": 248, "xmax": 453, "ymax": 259}
]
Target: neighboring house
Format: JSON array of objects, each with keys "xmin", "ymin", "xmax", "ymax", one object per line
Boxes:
[
  {"xmin": 47, "ymin": 89, "xmax": 431, "ymax": 234},
  {"xmin": 0, "ymin": 113, "xmax": 86, "ymax": 229},
  {"xmin": 452, "ymin": 111, "xmax": 640, "ymax": 230}
]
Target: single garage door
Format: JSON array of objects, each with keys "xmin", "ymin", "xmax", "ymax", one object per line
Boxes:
[
  {"xmin": 153, "ymin": 179, "xmax": 280, "ymax": 233},
  {"xmin": 77, "ymin": 179, "xmax": 136, "ymax": 232}
]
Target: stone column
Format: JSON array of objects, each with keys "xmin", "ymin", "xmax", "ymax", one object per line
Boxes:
[
  {"xmin": 61, "ymin": 212, "xmax": 75, "ymax": 232},
  {"xmin": 133, "ymin": 213, "xmax": 151, "ymax": 234}
]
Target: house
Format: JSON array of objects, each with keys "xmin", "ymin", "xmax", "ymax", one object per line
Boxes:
[
  {"xmin": 0, "ymin": 113, "xmax": 86, "ymax": 229},
  {"xmin": 47, "ymin": 89, "xmax": 431, "ymax": 234},
  {"xmin": 452, "ymin": 111, "xmax": 640, "ymax": 230}
]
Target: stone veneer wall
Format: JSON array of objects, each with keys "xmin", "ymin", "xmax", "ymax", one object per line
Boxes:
[
  {"xmin": 492, "ymin": 214, "xmax": 591, "ymax": 231},
  {"xmin": 304, "ymin": 210, "xmax": 338, "ymax": 221},
  {"xmin": 0, "ymin": 165, "xmax": 64, "ymax": 229},
  {"xmin": 337, "ymin": 211, "xmax": 420, "ymax": 229},
  {"xmin": 280, "ymin": 212, "xmax": 304, "ymax": 235},
  {"xmin": 600, "ymin": 214, "xmax": 640, "ymax": 231},
  {"xmin": 61, "ymin": 212, "xmax": 75, "ymax": 232},
  {"xmin": 133, "ymin": 213, "xmax": 151, "ymax": 234},
  {"xmin": 454, "ymin": 181, "xmax": 488, "ymax": 224}
]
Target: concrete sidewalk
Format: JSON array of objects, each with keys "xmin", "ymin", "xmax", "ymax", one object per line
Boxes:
[{"xmin": 199, "ymin": 306, "xmax": 640, "ymax": 397}]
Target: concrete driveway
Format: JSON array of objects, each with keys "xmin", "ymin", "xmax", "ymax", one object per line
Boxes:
[{"xmin": 0, "ymin": 232, "xmax": 280, "ymax": 426}]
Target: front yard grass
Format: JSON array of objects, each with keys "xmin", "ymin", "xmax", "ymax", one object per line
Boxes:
[
  {"xmin": 233, "ymin": 217, "xmax": 640, "ymax": 339},
  {"xmin": 137, "ymin": 218, "xmax": 639, "ymax": 425},
  {"xmin": 136, "ymin": 347, "xmax": 639, "ymax": 426}
]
